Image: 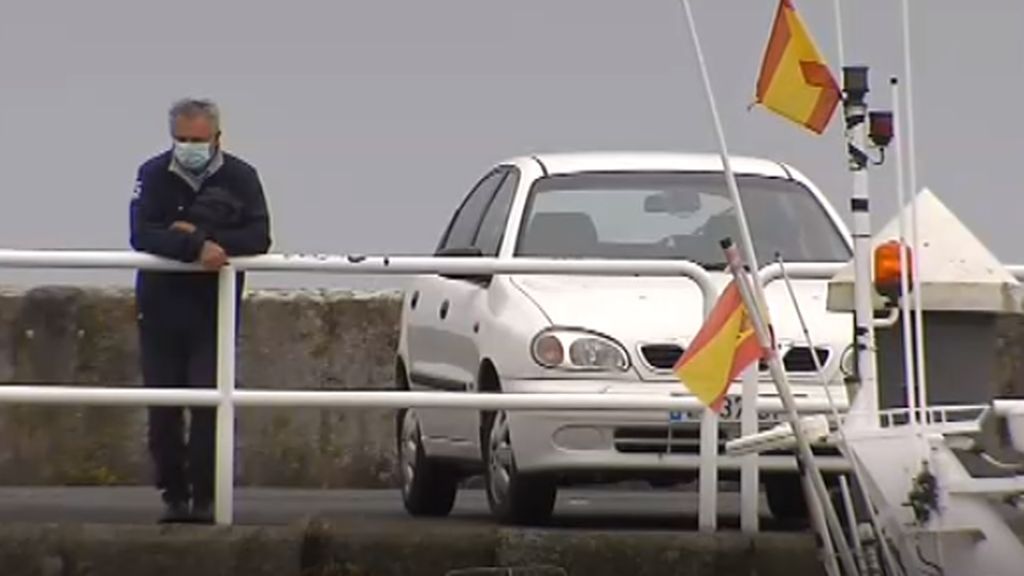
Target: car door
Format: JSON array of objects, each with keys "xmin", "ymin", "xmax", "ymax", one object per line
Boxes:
[
  {"xmin": 407, "ymin": 166, "xmax": 508, "ymax": 451},
  {"xmin": 435, "ymin": 166, "xmax": 521, "ymax": 449}
]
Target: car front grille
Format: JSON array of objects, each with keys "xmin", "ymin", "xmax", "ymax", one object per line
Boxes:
[
  {"xmin": 614, "ymin": 425, "xmax": 705, "ymax": 454},
  {"xmin": 639, "ymin": 344, "xmax": 684, "ymax": 370},
  {"xmin": 782, "ymin": 347, "xmax": 831, "ymax": 372},
  {"xmin": 639, "ymin": 343, "xmax": 831, "ymax": 373}
]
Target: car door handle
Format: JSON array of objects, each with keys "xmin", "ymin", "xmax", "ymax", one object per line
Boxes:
[{"xmin": 439, "ymin": 300, "xmax": 449, "ymax": 320}]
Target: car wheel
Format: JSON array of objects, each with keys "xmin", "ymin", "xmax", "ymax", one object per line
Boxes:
[
  {"xmin": 765, "ymin": 473, "xmax": 857, "ymax": 536},
  {"xmin": 482, "ymin": 409, "xmax": 557, "ymax": 525},
  {"xmin": 398, "ymin": 408, "xmax": 458, "ymax": 516}
]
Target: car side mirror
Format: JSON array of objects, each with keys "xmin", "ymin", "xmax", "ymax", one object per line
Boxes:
[{"xmin": 436, "ymin": 246, "xmax": 492, "ymax": 284}]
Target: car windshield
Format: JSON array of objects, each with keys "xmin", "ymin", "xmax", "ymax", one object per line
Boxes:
[{"xmin": 514, "ymin": 171, "xmax": 851, "ymax": 268}]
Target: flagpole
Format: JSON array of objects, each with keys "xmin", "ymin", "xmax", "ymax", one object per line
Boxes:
[
  {"xmin": 831, "ymin": 0, "xmax": 845, "ymax": 68},
  {"xmin": 676, "ymin": 2, "xmax": 859, "ymax": 574},
  {"xmin": 831, "ymin": 0, "xmax": 852, "ymax": 185},
  {"xmin": 723, "ymin": 240, "xmax": 848, "ymax": 576}
]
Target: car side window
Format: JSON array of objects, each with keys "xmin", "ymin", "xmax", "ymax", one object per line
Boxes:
[
  {"xmin": 438, "ymin": 168, "xmax": 506, "ymax": 252},
  {"xmin": 473, "ymin": 168, "xmax": 519, "ymax": 257}
]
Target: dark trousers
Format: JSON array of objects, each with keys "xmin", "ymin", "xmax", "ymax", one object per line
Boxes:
[{"xmin": 138, "ymin": 306, "xmax": 218, "ymax": 506}]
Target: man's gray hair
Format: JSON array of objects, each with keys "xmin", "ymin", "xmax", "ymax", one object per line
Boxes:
[{"xmin": 168, "ymin": 97, "xmax": 220, "ymax": 134}]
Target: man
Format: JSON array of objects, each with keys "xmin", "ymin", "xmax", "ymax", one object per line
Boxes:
[{"xmin": 129, "ymin": 98, "xmax": 271, "ymax": 523}]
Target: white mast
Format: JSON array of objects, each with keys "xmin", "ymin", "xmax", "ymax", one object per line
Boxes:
[
  {"xmin": 900, "ymin": 0, "xmax": 928, "ymax": 420},
  {"xmin": 890, "ymin": 76, "xmax": 918, "ymax": 428}
]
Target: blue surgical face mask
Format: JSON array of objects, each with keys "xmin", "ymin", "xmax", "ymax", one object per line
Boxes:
[{"xmin": 173, "ymin": 141, "xmax": 213, "ymax": 172}]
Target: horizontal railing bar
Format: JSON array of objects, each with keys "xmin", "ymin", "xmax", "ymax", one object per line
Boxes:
[
  {"xmin": 233, "ymin": 255, "xmax": 714, "ymax": 277},
  {"xmin": 4, "ymin": 249, "xmax": 1024, "ymax": 281},
  {"xmin": 0, "ymin": 250, "xmax": 710, "ymax": 277},
  {"xmin": 232, "ymin": 390, "xmax": 847, "ymax": 411},
  {"xmin": 522, "ymin": 455, "xmax": 851, "ymax": 472},
  {"xmin": 0, "ymin": 386, "xmax": 221, "ymax": 406},
  {"xmin": 0, "ymin": 386, "xmax": 848, "ymax": 411},
  {"xmin": 759, "ymin": 262, "xmax": 845, "ymax": 284},
  {"xmin": 0, "ymin": 249, "xmax": 195, "ymax": 270}
]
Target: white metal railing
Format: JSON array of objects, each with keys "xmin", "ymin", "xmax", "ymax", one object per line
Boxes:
[{"xmin": 0, "ymin": 249, "xmax": 857, "ymax": 530}]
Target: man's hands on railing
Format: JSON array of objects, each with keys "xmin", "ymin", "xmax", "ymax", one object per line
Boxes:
[
  {"xmin": 170, "ymin": 221, "xmax": 227, "ymax": 270},
  {"xmin": 199, "ymin": 241, "xmax": 228, "ymax": 270}
]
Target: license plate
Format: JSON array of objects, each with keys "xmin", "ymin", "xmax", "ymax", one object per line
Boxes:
[{"xmin": 669, "ymin": 395, "xmax": 784, "ymax": 423}]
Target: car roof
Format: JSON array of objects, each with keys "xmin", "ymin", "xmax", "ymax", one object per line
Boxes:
[{"xmin": 506, "ymin": 151, "xmax": 791, "ymax": 179}]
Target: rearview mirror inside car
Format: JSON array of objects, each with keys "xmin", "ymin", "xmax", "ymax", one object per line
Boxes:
[{"xmin": 644, "ymin": 191, "xmax": 702, "ymax": 214}]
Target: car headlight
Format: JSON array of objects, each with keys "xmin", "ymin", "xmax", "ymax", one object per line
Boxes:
[{"xmin": 530, "ymin": 328, "xmax": 630, "ymax": 371}]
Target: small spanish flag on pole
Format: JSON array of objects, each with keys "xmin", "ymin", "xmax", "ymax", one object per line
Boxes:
[
  {"xmin": 754, "ymin": 0, "xmax": 841, "ymax": 134},
  {"xmin": 673, "ymin": 280, "xmax": 765, "ymax": 412}
]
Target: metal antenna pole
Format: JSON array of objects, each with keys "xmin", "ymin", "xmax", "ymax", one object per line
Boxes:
[
  {"xmin": 890, "ymin": 77, "xmax": 918, "ymax": 429},
  {"xmin": 900, "ymin": 0, "xmax": 928, "ymax": 422}
]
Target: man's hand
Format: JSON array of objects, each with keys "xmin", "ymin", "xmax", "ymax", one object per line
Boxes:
[
  {"xmin": 199, "ymin": 240, "xmax": 228, "ymax": 271},
  {"xmin": 170, "ymin": 220, "xmax": 197, "ymax": 234}
]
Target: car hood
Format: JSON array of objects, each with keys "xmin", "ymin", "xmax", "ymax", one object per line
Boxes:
[{"xmin": 508, "ymin": 273, "xmax": 851, "ymax": 353}]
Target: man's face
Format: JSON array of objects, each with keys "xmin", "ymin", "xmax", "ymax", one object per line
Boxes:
[{"xmin": 172, "ymin": 114, "xmax": 219, "ymax": 148}]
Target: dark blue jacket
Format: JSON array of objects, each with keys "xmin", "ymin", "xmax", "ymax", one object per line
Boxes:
[{"xmin": 129, "ymin": 150, "xmax": 271, "ymax": 325}]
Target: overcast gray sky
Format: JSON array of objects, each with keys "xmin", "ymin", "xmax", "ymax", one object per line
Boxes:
[{"xmin": 1, "ymin": 0, "xmax": 1020, "ymax": 290}]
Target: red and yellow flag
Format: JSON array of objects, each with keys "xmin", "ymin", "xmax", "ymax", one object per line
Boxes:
[
  {"xmin": 674, "ymin": 280, "xmax": 765, "ymax": 412},
  {"xmin": 754, "ymin": 0, "xmax": 841, "ymax": 134}
]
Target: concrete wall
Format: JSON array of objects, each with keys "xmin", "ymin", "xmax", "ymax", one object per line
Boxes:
[
  {"xmin": 0, "ymin": 518, "xmax": 827, "ymax": 576},
  {"xmin": 2, "ymin": 286, "xmax": 1024, "ymax": 488},
  {"xmin": 0, "ymin": 286, "xmax": 403, "ymax": 488}
]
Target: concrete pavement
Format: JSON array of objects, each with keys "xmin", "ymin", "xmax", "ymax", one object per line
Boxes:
[{"xmin": 0, "ymin": 486, "xmax": 790, "ymax": 530}]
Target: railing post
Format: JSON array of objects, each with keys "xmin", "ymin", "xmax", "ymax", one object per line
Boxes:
[
  {"xmin": 698, "ymin": 408, "xmax": 718, "ymax": 532},
  {"xmin": 740, "ymin": 366, "xmax": 759, "ymax": 532},
  {"xmin": 215, "ymin": 265, "xmax": 237, "ymax": 525},
  {"xmin": 696, "ymin": 279, "xmax": 719, "ymax": 533}
]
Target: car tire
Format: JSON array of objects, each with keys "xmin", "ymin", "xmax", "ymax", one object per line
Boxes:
[
  {"xmin": 765, "ymin": 473, "xmax": 857, "ymax": 537},
  {"xmin": 482, "ymin": 409, "xmax": 557, "ymax": 526},
  {"xmin": 398, "ymin": 407, "xmax": 458, "ymax": 517},
  {"xmin": 764, "ymin": 474, "xmax": 810, "ymax": 525}
]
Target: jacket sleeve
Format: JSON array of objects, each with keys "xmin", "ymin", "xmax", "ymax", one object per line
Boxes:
[
  {"xmin": 129, "ymin": 166, "xmax": 207, "ymax": 262},
  {"xmin": 207, "ymin": 167, "xmax": 272, "ymax": 256}
]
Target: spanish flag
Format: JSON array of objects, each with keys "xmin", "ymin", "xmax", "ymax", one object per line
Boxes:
[
  {"xmin": 754, "ymin": 0, "xmax": 841, "ymax": 134},
  {"xmin": 674, "ymin": 280, "xmax": 766, "ymax": 412}
]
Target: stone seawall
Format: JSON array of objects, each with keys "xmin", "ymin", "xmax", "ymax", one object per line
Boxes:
[
  {"xmin": 3, "ymin": 285, "xmax": 1024, "ymax": 488},
  {"xmin": 0, "ymin": 286, "xmax": 403, "ymax": 488},
  {"xmin": 0, "ymin": 518, "xmax": 827, "ymax": 576}
]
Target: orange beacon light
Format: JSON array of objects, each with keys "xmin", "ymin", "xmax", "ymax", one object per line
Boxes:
[{"xmin": 874, "ymin": 240, "xmax": 913, "ymax": 300}]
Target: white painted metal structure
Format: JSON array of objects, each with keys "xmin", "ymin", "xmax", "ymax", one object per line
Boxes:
[
  {"xmin": 781, "ymin": 186, "xmax": 1024, "ymax": 575},
  {"xmin": 673, "ymin": 0, "xmax": 1024, "ymax": 569},
  {"xmin": 0, "ymin": 248, "xmax": 846, "ymax": 528}
]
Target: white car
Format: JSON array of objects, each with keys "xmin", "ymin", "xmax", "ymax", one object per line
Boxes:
[{"xmin": 395, "ymin": 152, "xmax": 855, "ymax": 525}]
